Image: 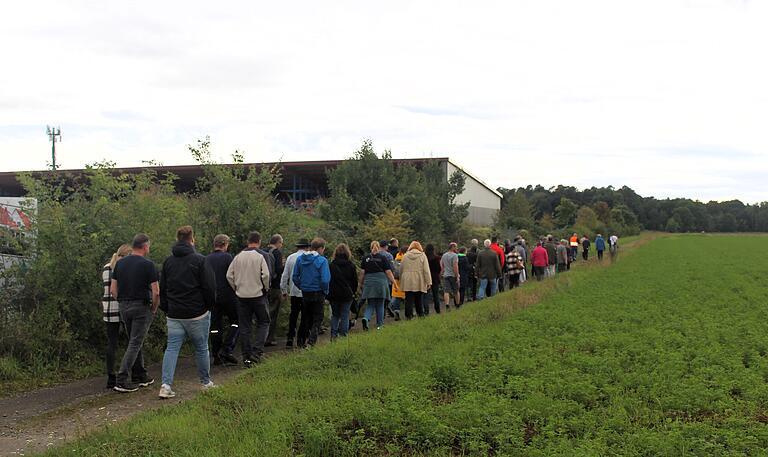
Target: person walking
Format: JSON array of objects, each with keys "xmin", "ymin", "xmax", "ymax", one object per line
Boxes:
[
  {"xmin": 476, "ymin": 239, "xmax": 502, "ymax": 299},
  {"xmin": 280, "ymin": 239, "xmax": 310, "ymax": 348},
  {"xmin": 609, "ymin": 235, "xmax": 619, "ymax": 262},
  {"xmin": 531, "ymin": 241, "xmax": 549, "ymax": 281},
  {"xmin": 440, "ymin": 242, "xmax": 461, "ymax": 310},
  {"xmin": 226, "ymin": 231, "xmax": 271, "ymax": 367},
  {"xmin": 389, "ymin": 246, "xmax": 407, "ymax": 321},
  {"xmin": 581, "ymin": 236, "xmax": 591, "ymax": 261},
  {"xmin": 158, "ymin": 226, "xmax": 217, "ymax": 399},
  {"xmin": 265, "ymin": 234, "xmax": 284, "ymax": 347},
  {"xmin": 467, "ymin": 240, "xmax": 479, "ymax": 302},
  {"xmin": 110, "ymin": 233, "xmax": 159, "ymax": 393},
  {"xmin": 505, "ymin": 247, "xmax": 523, "ymax": 289},
  {"xmin": 490, "ymin": 237, "xmax": 505, "ymax": 292},
  {"xmin": 327, "ymin": 243, "xmax": 357, "ymax": 338},
  {"xmin": 388, "ymin": 238, "xmax": 400, "ymax": 257},
  {"xmin": 102, "ymin": 244, "xmax": 133, "ymax": 389},
  {"xmin": 595, "ymin": 234, "xmax": 606, "ymax": 261},
  {"xmin": 457, "ymin": 247, "xmax": 471, "ymax": 305},
  {"xmin": 378, "ymin": 240, "xmax": 396, "ymax": 318},
  {"xmin": 359, "ymin": 241, "xmax": 395, "ymax": 330},
  {"xmin": 569, "ymin": 233, "xmax": 579, "ymax": 262},
  {"xmin": 556, "ymin": 239, "xmax": 569, "ymax": 273},
  {"xmin": 206, "ymin": 234, "xmax": 240, "ymax": 366},
  {"xmin": 425, "ymin": 244, "xmax": 442, "ymax": 314},
  {"xmin": 544, "ymin": 235, "xmax": 557, "ymax": 278},
  {"xmin": 514, "ymin": 238, "xmax": 528, "ymax": 284},
  {"xmin": 292, "ymin": 238, "xmax": 331, "ymax": 346},
  {"xmin": 399, "ymin": 241, "xmax": 432, "ymax": 318}
]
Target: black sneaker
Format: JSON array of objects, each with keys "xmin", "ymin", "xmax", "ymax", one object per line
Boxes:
[
  {"xmin": 362, "ymin": 318, "xmax": 369, "ymax": 331},
  {"xmin": 285, "ymin": 340, "xmax": 294, "ymax": 348},
  {"xmin": 349, "ymin": 319, "xmax": 356, "ymax": 329},
  {"xmin": 133, "ymin": 377, "xmax": 155, "ymax": 388},
  {"xmin": 243, "ymin": 357, "xmax": 261, "ymax": 368},
  {"xmin": 394, "ymin": 310, "xmax": 401, "ymax": 321},
  {"xmin": 220, "ymin": 353, "xmax": 239, "ymax": 365},
  {"xmin": 113, "ymin": 382, "xmax": 138, "ymax": 393}
]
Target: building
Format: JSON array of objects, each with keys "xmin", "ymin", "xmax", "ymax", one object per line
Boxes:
[{"xmin": 0, "ymin": 157, "xmax": 501, "ymax": 225}]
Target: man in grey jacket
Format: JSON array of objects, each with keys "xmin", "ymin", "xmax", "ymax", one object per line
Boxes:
[
  {"xmin": 226, "ymin": 231, "xmax": 271, "ymax": 366},
  {"xmin": 280, "ymin": 238, "xmax": 310, "ymax": 348}
]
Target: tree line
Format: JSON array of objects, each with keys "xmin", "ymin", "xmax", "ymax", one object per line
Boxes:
[{"xmin": 495, "ymin": 184, "xmax": 768, "ymax": 239}]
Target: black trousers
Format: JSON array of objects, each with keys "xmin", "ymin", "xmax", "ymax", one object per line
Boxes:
[
  {"xmin": 404, "ymin": 291, "xmax": 424, "ymax": 318},
  {"xmin": 106, "ymin": 321, "xmax": 145, "ymax": 384},
  {"xmin": 582, "ymin": 249, "xmax": 589, "ymax": 261},
  {"xmin": 597, "ymin": 250, "xmax": 604, "ymax": 260},
  {"xmin": 266, "ymin": 288, "xmax": 282, "ymax": 343},
  {"xmin": 287, "ymin": 296, "xmax": 303, "ymax": 341},
  {"xmin": 468, "ymin": 274, "xmax": 477, "ymax": 301},
  {"xmin": 429, "ymin": 286, "xmax": 441, "ymax": 314},
  {"xmin": 238, "ymin": 295, "xmax": 270, "ymax": 359},
  {"xmin": 210, "ymin": 299, "xmax": 239, "ymax": 357},
  {"xmin": 298, "ymin": 292, "xmax": 325, "ymax": 346},
  {"xmin": 509, "ymin": 273, "xmax": 520, "ymax": 288},
  {"xmin": 533, "ymin": 266, "xmax": 546, "ymax": 281}
]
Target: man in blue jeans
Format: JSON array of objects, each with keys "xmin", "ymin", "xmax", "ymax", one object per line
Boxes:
[
  {"xmin": 292, "ymin": 238, "xmax": 330, "ymax": 347},
  {"xmin": 111, "ymin": 233, "xmax": 160, "ymax": 393},
  {"xmin": 158, "ymin": 226, "xmax": 216, "ymax": 399}
]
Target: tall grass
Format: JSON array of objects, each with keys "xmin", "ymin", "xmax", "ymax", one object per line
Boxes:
[{"xmin": 44, "ymin": 233, "xmax": 768, "ymax": 456}]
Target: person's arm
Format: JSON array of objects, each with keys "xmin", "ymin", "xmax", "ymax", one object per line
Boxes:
[
  {"xmin": 423, "ymin": 257, "xmax": 432, "ymax": 289},
  {"xmin": 226, "ymin": 258, "xmax": 237, "ymax": 292},
  {"xmin": 201, "ymin": 257, "xmax": 217, "ymax": 310},
  {"xmin": 321, "ymin": 259, "xmax": 331, "ymax": 296},
  {"xmin": 260, "ymin": 257, "xmax": 271, "ymax": 292},
  {"xmin": 385, "ymin": 269, "xmax": 395, "ymax": 284},
  {"xmin": 110, "ymin": 279, "xmax": 118, "ymax": 301},
  {"xmin": 150, "ymin": 281, "xmax": 160, "ymax": 314},
  {"xmin": 453, "ymin": 257, "xmax": 459, "ymax": 279},
  {"xmin": 349, "ymin": 265, "xmax": 359, "ymax": 293},
  {"xmin": 280, "ymin": 256, "xmax": 292, "ymax": 295},
  {"xmin": 494, "ymin": 254, "xmax": 502, "ymax": 276},
  {"xmin": 292, "ymin": 258, "xmax": 302, "ymax": 290}
]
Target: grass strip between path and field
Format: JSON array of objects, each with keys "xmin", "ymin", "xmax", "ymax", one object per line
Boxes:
[{"xmin": 44, "ymin": 233, "xmax": 768, "ymax": 456}]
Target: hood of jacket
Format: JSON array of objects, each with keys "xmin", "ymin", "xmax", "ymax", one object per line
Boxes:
[
  {"xmin": 404, "ymin": 249, "xmax": 425, "ymax": 261},
  {"xmin": 298, "ymin": 251, "xmax": 326, "ymax": 269},
  {"xmin": 171, "ymin": 241, "xmax": 196, "ymax": 257}
]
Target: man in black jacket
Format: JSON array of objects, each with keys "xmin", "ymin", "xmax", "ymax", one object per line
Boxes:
[
  {"xmin": 207, "ymin": 234, "xmax": 239, "ymax": 366},
  {"xmin": 158, "ymin": 226, "xmax": 216, "ymax": 399}
]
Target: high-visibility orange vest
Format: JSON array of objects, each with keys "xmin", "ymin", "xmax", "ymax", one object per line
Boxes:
[{"xmin": 569, "ymin": 236, "xmax": 579, "ymax": 247}]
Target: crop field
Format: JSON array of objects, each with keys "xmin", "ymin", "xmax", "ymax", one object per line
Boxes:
[{"xmin": 45, "ymin": 234, "xmax": 768, "ymax": 456}]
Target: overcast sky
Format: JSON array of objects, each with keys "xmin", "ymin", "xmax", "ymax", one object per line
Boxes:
[{"xmin": 1, "ymin": 1, "xmax": 766, "ymax": 203}]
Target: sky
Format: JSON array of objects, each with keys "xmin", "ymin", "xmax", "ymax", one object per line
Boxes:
[{"xmin": 1, "ymin": 0, "xmax": 766, "ymax": 203}]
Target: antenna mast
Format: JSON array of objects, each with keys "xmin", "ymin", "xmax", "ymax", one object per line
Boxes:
[{"xmin": 46, "ymin": 125, "xmax": 61, "ymax": 170}]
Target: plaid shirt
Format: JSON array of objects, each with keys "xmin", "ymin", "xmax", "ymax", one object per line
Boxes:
[{"xmin": 102, "ymin": 264, "xmax": 121, "ymax": 323}]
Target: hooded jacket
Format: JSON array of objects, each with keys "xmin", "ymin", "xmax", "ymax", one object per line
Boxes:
[
  {"xmin": 595, "ymin": 236, "xmax": 606, "ymax": 251},
  {"xmin": 292, "ymin": 251, "xmax": 331, "ymax": 295},
  {"xmin": 160, "ymin": 241, "xmax": 216, "ymax": 319},
  {"xmin": 399, "ymin": 249, "xmax": 432, "ymax": 293}
]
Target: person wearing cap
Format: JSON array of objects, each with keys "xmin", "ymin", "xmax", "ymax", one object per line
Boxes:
[
  {"xmin": 292, "ymin": 238, "xmax": 331, "ymax": 347},
  {"xmin": 207, "ymin": 234, "xmax": 239, "ymax": 366},
  {"xmin": 280, "ymin": 238, "xmax": 310, "ymax": 348}
]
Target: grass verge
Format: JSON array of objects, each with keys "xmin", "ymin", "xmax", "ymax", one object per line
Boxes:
[{"xmin": 44, "ymin": 233, "xmax": 768, "ymax": 456}]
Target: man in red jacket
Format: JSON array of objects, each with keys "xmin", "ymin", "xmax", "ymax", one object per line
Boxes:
[{"xmin": 530, "ymin": 241, "xmax": 549, "ymax": 282}]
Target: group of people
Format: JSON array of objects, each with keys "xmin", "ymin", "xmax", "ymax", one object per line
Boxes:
[{"xmin": 102, "ymin": 227, "xmax": 619, "ymax": 398}]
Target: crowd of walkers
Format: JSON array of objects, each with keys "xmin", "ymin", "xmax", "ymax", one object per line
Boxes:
[{"xmin": 102, "ymin": 226, "xmax": 619, "ymax": 398}]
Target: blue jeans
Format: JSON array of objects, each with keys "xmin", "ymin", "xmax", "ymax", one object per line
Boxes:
[
  {"xmin": 363, "ymin": 298, "xmax": 385, "ymax": 328},
  {"xmin": 391, "ymin": 297, "xmax": 402, "ymax": 312},
  {"xmin": 477, "ymin": 278, "xmax": 497, "ymax": 300},
  {"xmin": 330, "ymin": 300, "xmax": 352, "ymax": 337},
  {"xmin": 162, "ymin": 312, "xmax": 211, "ymax": 386}
]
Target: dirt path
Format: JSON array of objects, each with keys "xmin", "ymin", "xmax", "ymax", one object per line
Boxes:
[{"xmin": 0, "ymin": 343, "xmax": 286, "ymax": 456}]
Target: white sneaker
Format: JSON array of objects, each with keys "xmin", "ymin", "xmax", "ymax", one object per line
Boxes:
[
  {"xmin": 201, "ymin": 381, "xmax": 217, "ymax": 390},
  {"xmin": 158, "ymin": 384, "xmax": 176, "ymax": 399}
]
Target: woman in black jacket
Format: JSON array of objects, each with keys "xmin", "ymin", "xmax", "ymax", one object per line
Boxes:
[
  {"xmin": 425, "ymin": 244, "xmax": 442, "ymax": 314},
  {"xmin": 327, "ymin": 243, "xmax": 358, "ymax": 338}
]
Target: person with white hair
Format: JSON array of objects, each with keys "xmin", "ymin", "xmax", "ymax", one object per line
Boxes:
[{"xmin": 475, "ymin": 239, "xmax": 502, "ymax": 299}]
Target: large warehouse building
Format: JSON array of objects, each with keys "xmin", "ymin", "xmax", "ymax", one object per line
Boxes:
[{"xmin": 0, "ymin": 157, "xmax": 501, "ymax": 225}]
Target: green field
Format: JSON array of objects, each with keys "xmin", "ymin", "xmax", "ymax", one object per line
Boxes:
[{"xmin": 45, "ymin": 234, "xmax": 768, "ymax": 456}]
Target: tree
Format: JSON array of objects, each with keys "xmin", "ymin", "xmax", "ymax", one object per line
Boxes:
[{"xmin": 554, "ymin": 198, "xmax": 578, "ymax": 228}]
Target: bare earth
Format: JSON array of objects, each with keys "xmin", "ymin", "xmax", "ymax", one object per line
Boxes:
[{"xmin": 0, "ymin": 344, "xmax": 287, "ymax": 456}]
